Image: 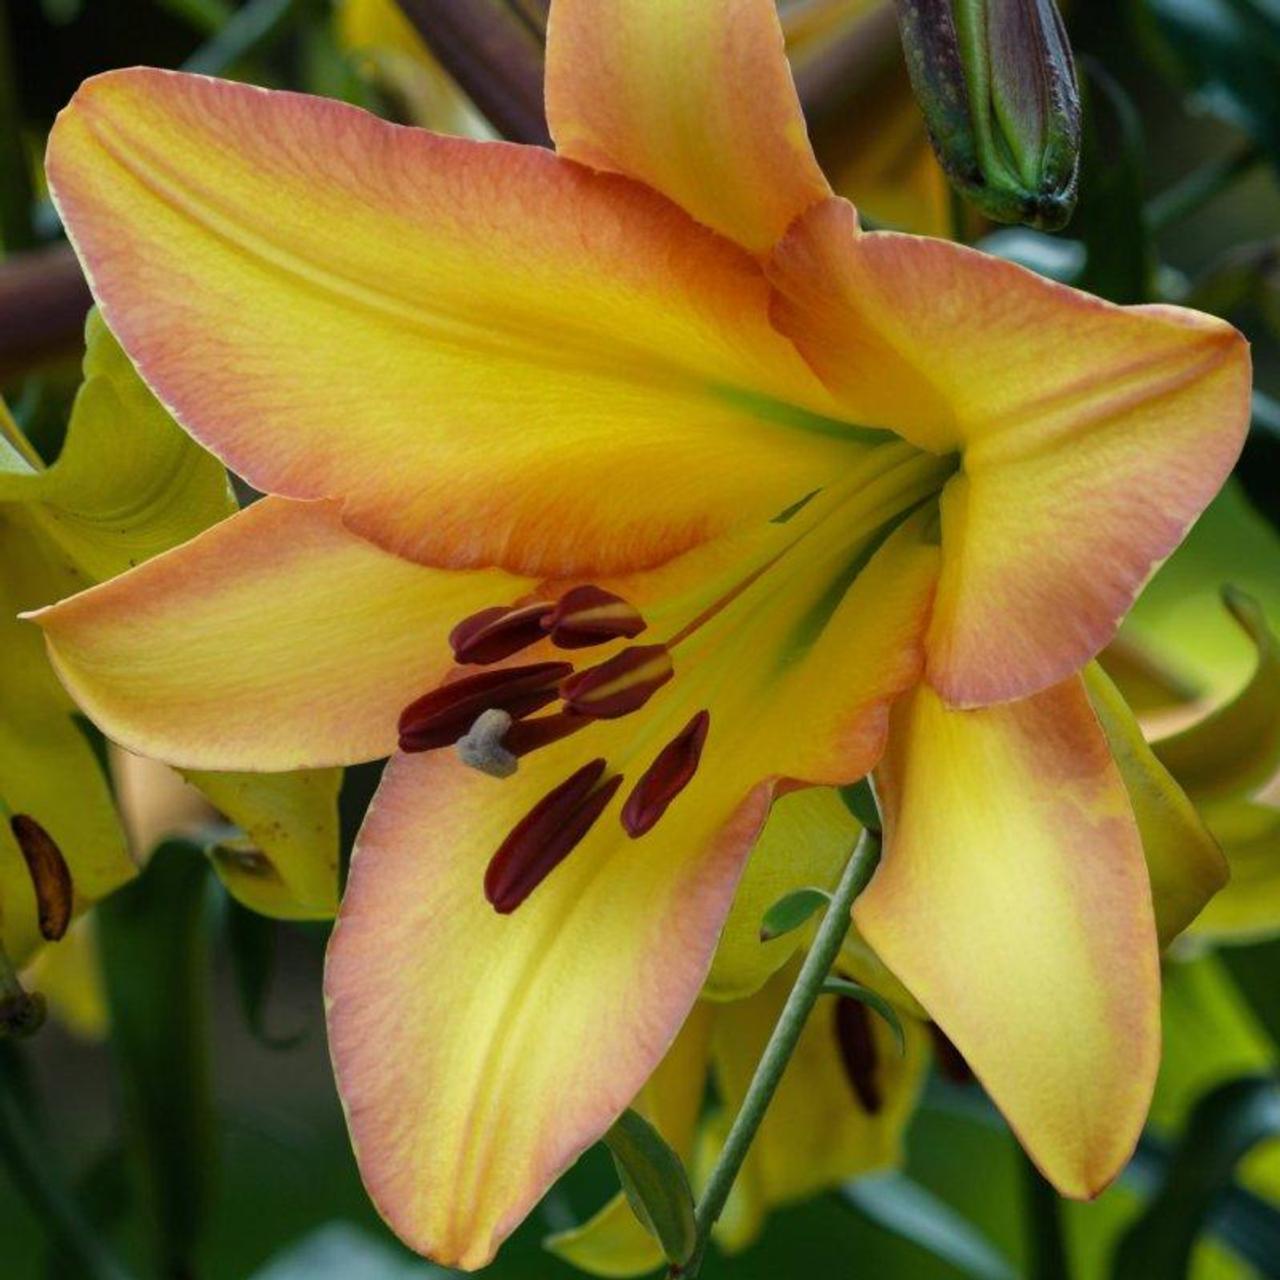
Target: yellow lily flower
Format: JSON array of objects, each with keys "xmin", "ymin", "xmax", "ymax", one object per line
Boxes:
[
  {"xmin": 33, "ymin": 0, "xmax": 1249, "ymax": 1266},
  {"xmin": 1, "ymin": 313, "xmax": 340, "ymax": 973}
]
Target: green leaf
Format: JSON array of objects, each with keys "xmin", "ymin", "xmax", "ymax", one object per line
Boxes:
[
  {"xmin": 96, "ymin": 841, "xmax": 217, "ymax": 1277},
  {"xmin": 821, "ymin": 978, "xmax": 907, "ymax": 1056},
  {"xmin": 839, "ymin": 776, "xmax": 881, "ymax": 833},
  {"xmin": 840, "ymin": 1172, "xmax": 1017, "ymax": 1280},
  {"xmin": 1074, "ymin": 64, "xmax": 1154, "ymax": 304},
  {"xmin": 1112, "ymin": 1076, "xmax": 1280, "ymax": 1279},
  {"xmin": 601, "ymin": 1108, "xmax": 696, "ymax": 1267},
  {"xmin": 1137, "ymin": 0, "xmax": 1280, "ymax": 165},
  {"xmin": 759, "ymin": 887, "xmax": 830, "ymax": 942}
]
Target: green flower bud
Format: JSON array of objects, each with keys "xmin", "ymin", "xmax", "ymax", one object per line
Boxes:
[{"xmin": 896, "ymin": 0, "xmax": 1082, "ymax": 230}]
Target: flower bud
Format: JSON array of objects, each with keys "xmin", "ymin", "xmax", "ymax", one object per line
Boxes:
[{"xmin": 895, "ymin": 0, "xmax": 1081, "ymax": 230}]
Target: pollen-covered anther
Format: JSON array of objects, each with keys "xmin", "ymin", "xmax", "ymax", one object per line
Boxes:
[
  {"xmin": 621, "ymin": 710, "xmax": 710, "ymax": 837},
  {"xmin": 398, "ymin": 661, "xmax": 572, "ymax": 753},
  {"xmin": 559, "ymin": 644, "xmax": 674, "ymax": 719},
  {"xmin": 484, "ymin": 758, "xmax": 623, "ymax": 914},
  {"xmin": 835, "ymin": 995, "xmax": 883, "ymax": 1115},
  {"xmin": 449, "ymin": 601, "xmax": 554, "ymax": 665},
  {"xmin": 543, "ymin": 585, "xmax": 646, "ymax": 650}
]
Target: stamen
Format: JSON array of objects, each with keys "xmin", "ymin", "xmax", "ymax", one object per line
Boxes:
[
  {"xmin": 450, "ymin": 601, "xmax": 554, "ymax": 665},
  {"xmin": 398, "ymin": 662, "xmax": 572, "ymax": 752},
  {"xmin": 835, "ymin": 995, "xmax": 882, "ymax": 1114},
  {"xmin": 621, "ymin": 711, "xmax": 710, "ymax": 837},
  {"xmin": 10, "ymin": 815, "xmax": 72, "ymax": 942},
  {"xmin": 456, "ymin": 709, "xmax": 518, "ymax": 778},
  {"xmin": 484, "ymin": 759, "xmax": 623, "ymax": 913},
  {"xmin": 560, "ymin": 645, "xmax": 674, "ymax": 719},
  {"xmin": 504, "ymin": 710, "xmax": 591, "ymax": 757},
  {"xmin": 543, "ymin": 585, "xmax": 646, "ymax": 650}
]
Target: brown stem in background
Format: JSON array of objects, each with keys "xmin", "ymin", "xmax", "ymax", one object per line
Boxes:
[
  {"xmin": 393, "ymin": 0, "xmax": 551, "ymax": 145},
  {"xmin": 0, "ymin": 243, "xmax": 91, "ymax": 384}
]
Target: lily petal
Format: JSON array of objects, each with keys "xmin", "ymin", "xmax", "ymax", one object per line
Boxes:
[
  {"xmin": 31, "ymin": 497, "xmax": 528, "ymax": 770},
  {"xmin": 1084, "ymin": 663, "xmax": 1227, "ymax": 946},
  {"xmin": 1191, "ymin": 801, "xmax": 1280, "ymax": 944},
  {"xmin": 856, "ymin": 679, "xmax": 1161, "ymax": 1198},
  {"xmin": 325, "ymin": 739, "xmax": 773, "ymax": 1269},
  {"xmin": 48, "ymin": 69, "xmax": 862, "ymax": 577},
  {"xmin": 768, "ymin": 199, "xmax": 1251, "ymax": 705},
  {"xmin": 545, "ymin": 0, "xmax": 830, "ymax": 253},
  {"xmin": 0, "ymin": 521, "xmax": 133, "ymax": 967},
  {"xmin": 1153, "ymin": 589, "xmax": 1280, "ymax": 803}
]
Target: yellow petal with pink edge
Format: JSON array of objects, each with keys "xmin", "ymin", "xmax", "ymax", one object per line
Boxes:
[
  {"xmin": 1083, "ymin": 663, "xmax": 1227, "ymax": 946},
  {"xmin": 48, "ymin": 69, "xmax": 864, "ymax": 577},
  {"xmin": 545, "ymin": 0, "xmax": 830, "ymax": 253},
  {"xmin": 767, "ymin": 199, "xmax": 1251, "ymax": 706},
  {"xmin": 856, "ymin": 679, "xmax": 1161, "ymax": 1199},
  {"xmin": 31, "ymin": 497, "xmax": 529, "ymax": 771},
  {"xmin": 543, "ymin": 1003, "xmax": 714, "ymax": 1279}
]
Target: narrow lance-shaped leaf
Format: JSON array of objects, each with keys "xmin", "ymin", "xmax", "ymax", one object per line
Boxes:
[
  {"xmin": 759, "ymin": 887, "xmax": 831, "ymax": 942},
  {"xmin": 601, "ymin": 1108, "xmax": 696, "ymax": 1268},
  {"xmin": 821, "ymin": 977, "xmax": 908, "ymax": 1055}
]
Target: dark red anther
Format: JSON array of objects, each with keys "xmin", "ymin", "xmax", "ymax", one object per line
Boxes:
[
  {"xmin": 398, "ymin": 662, "xmax": 572, "ymax": 752},
  {"xmin": 560, "ymin": 645, "xmax": 673, "ymax": 719},
  {"xmin": 621, "ymin": 711, "xmax": 710, "ymax": 837},
  {"xmin": 449, "ymin": 601, "xmax": 554, "ymax": 665},
  {"xmin": 484, "ymin": 759, "xmax": 623, "ymax": 913},
  {"xmin": 503, "ymin": 710, "xmax": 591, "ymax": 757},
  {"xmin": 543, "ymin": 585, "xmax": 646, "ymax": 650},
  {"xmin": 10, "ymin": 815, "xmax": 72, "ymax": 942},
  {"xmin": 835, "ymin": 995, "xmax": 882, "ymax": 1115},
  {"xmin": 928, "ymin": 1023, "xmax": 974, "ymax": 1085}
]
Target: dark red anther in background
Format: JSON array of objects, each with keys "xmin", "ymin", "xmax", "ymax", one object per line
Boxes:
[
  {"xmin": 484, "ymin": 759, "xmax": 623, "ymax": 913},
  {"xmin": 449, "ymin": 601, "xmax": 554, "ymax": 665},
  {"xmin": 543, "ymin": 585, "xmax": 646, "ymax": 650},
  {"xmin": 928, "ymin": 1023, "xmax": 974, "ymax": 1085},
  {"xmin": 398, "ymin": 662, "xmax": 572, "ymax": 752},
  {"xmin": 621, "ymin": 710, "xmax": 710, "ymax": 837},
  {"xmin": 560, "ymin": 645, "xmax": 673, "ymax": 719},
  {"xmin": 835, "ymin": 995, "xmax": 883, "ymax": 1114},
  {"xmin": 10, "ymin": 815, "xmax": 72, "ymax": 942}
]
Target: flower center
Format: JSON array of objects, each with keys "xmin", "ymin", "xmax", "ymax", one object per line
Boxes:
[{"xmin": 398, "ymin": 440, "xmax": 955, "ymax": 912}]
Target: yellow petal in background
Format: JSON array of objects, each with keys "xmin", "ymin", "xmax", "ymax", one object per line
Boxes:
[
  {"xmin": 1192, "ymin": 801, "xmax": 1280, "ymax": 943},
  {"xmin": 546, "ymin": 0, "xmax": 831, "ymax": 253},
  {"xmin": 858, "ymin": 680, "xmax": 1161, "ymax": 1199},
  {"xmin": 1084, "ymin": 663, "xmax": 1227, "ymax": 945},
  {"xmin": 704, "ymin": 786, "xmax": 856, "ymax": 1001}
]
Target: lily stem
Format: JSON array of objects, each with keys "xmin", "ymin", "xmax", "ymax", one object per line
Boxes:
[
  {"xmin": 1145, "ymin": 142, "xmax": 1264, "ymax": 236},
  {"xmin": 673, "ymin": 826, "xmax": 882, "ymax": 1279},
  {"xmin": 0, "ymin": 1045, "xmax": 136, "ymax": 1280}
]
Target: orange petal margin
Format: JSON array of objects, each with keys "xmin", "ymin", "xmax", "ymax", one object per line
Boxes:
[
  {"xmin": 30, "ymin": 497, "xmax": 529, "ymax": 770},
  {"xmin": 768, "ymin": 199, "xmax": 1252, "ymax": 706},
  {"xmin": 856, "ymin": 678, "xmax": 1161, "ymax": 1198},
  {"xmin": 47, "ymin": 69, "xmax": 863, "ymax": 577},
  {"xmin": 546, "ymin": 0, "xmax": 831, "ymax": 254}
]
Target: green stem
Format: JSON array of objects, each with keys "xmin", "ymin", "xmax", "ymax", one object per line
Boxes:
[
  {"xmin": 1146, "ymin": 143, "xmax": 1264, "ymax": 235},
  {"xmin": 673, "ymin": 827, "xmax": 882, "ymax": 1278},
  {"xmin": 1019, "ymin": 1147, "xmax": 1071, "ymax": 1280},
  {"xmin": 0, "ymin": 1046, "xmax": 136, "ymax": 1280}
]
